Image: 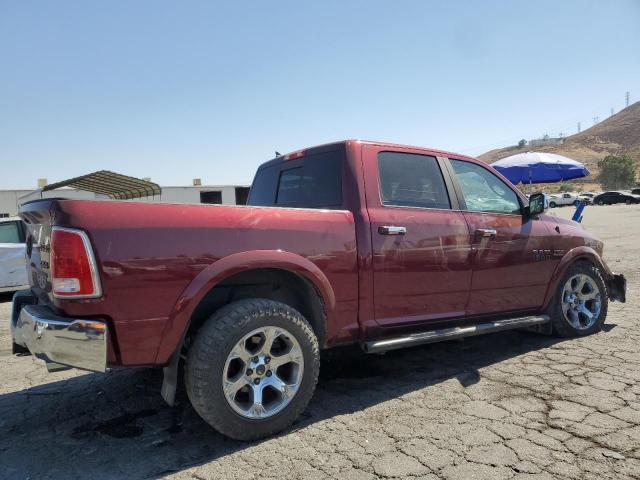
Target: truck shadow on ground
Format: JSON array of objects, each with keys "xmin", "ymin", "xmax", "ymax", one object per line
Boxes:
[{"xmin": 0, "ymin": 328, "xmax": 610, "ymax": 479}]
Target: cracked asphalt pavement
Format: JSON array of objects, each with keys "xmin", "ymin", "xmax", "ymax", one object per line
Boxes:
[{"xmin": 1, "ymin": 204, "xmax": 638, "ymax": 479}]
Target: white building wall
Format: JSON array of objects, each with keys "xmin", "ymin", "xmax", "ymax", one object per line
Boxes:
[
  {"xmin": 0, "ymin": 185, "xmax": 248, "ymax": 216},
  {"xmin": 0, "ymin": 191, "xmax": 25, "ymax": 217}
]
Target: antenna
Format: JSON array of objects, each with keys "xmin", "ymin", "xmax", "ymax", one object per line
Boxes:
[{"xmin": 626, "ymin": 91, "xmax": 630, "ymax": 107}]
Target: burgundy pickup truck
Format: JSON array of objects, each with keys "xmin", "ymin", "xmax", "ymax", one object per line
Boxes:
[{"xmin": 11, "ymin": 140, "xmax": 625, "ymax": 440}]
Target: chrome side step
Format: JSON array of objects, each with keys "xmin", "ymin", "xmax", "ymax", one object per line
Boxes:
[{"xmin": 363, "ymin": 315, "xmax": 550, "ymax": 354}]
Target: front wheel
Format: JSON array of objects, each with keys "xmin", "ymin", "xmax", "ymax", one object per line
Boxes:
[
  {"xmin": 185, "ymin": 299, "xmax": 320, "ymax": 440},
  {"xmin": 547, "ymin": 261, "xmax": 608, "ymax": 337},
  {"xmin": 549, "ymin": 201, "xmax": 557, "ymax": 208},
  {"xmin": 597, "ymin": 200, "xmax": 605, "ymax": 205}
]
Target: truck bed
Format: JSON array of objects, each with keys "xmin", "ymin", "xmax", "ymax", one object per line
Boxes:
[{"xmin": 19, "ymin": 199, "xmax": 358, "ymax": 366}]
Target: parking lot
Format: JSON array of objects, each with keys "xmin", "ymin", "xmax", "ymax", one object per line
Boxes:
[{"xmin": 0, "ymin": 203, "xmax": 638, "ymax": 480}]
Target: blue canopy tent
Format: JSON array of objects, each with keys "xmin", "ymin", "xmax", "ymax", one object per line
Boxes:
[{"xmin": 492, "ymin": 152, "xmax": 590, "ymax": 185}]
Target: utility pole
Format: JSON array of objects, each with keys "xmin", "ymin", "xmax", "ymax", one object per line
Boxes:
[
  {"xmin": 626, "ymin": 91, "xmax": 630, "ymax": 107},
  {"xmin": 577, "ymin": 122, "xmax": 581, "ymax": 133}
]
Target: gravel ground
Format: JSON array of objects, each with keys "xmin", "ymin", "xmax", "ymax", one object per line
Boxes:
[{"xmin": 0, "ymin": 204, "xmax": 638, "ymax": 480}]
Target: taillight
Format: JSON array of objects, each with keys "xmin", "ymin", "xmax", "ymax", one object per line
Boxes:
[{"xmin": 51, "ymin": 227, "xmax": 102, "ymax": 298}]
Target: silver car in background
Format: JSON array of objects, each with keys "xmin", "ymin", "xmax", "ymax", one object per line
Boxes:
[{"xmin": 0, "ymin": 217, "xmax": 28, "ymax": 293}]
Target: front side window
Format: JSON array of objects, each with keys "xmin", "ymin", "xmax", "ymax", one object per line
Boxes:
[
  {"xmin": 378, "ymin": 152, "xmax": 451, "ymax": 209},
  {"xmin": 450, "ymin": 159, "xmax": 521, "ymax": 215},
  {"xmin": 0, "ymin": 221, "xmax": 21, "ymax": 243}
]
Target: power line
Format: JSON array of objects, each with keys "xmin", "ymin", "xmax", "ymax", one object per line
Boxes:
[{"xmin": 459, "ymin": 92, "xmax": 629, "ymax": 154}]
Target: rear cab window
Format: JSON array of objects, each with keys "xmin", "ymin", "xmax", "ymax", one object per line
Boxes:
[{"xmin": 248, "ymin": 146, "xmax": 344, "ymax": 209}]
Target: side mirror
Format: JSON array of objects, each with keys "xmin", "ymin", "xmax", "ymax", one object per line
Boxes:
[{"xmin": 527, "ymin": 193, "xmax": 548, "ymax": 216}]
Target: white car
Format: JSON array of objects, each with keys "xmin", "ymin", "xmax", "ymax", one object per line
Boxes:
[
  {"xmin": 0, "ymin": 217, "xmax": 29, "ymax": 293},
  {"xmin": 578, "ymin": 192, "xmax": 597, "ymax": 204},
  {"xmin": 548, "ymin": 193, "xmax": 581, "ymax": 208}
]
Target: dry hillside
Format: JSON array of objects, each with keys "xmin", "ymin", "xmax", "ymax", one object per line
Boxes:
[{"xmin": 479, "ymin": 101, "xmax": 640, "ymax": 177}]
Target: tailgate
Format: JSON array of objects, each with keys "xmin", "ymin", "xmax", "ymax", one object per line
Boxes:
[{"xmin": 19, "ymin": 199, "xmax": 56, "ymax": 300}]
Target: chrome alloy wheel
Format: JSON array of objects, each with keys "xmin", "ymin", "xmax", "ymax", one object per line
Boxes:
[
  {"xmin": 561, "ymin": 273, "xmax": 602, "ymax": 330},
  {"xmin": 222, "ymin": 326, "xmax": 304, "ymax": 419}
]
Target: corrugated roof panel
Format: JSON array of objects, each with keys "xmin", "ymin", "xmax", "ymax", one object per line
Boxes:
[{"xmin": 42, "ymin": 170, "xmax": 161, "ymax": 200}]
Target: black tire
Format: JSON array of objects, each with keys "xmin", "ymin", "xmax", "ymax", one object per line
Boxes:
[
  {"xmin": 626, "ymin": 199, "xmax": 632, "ymax": 205},
  {"xmin": 546, "ymin": 261, "xmax": 608, "ymax": 338},
  {"xmin": 185, "ymin": 299, "xmax": 320, "ymax": 440},
  {"xmin": 549, "ymin": 201, "xmax": 557, "ymax": 208},
  {"xmin": 597, "ymin": 200, "xmax": 605, "ymax": 206}
]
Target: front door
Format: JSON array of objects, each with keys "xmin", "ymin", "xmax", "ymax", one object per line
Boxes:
[
  {"xmin": 446, "ymin": 158, "xmax": 556, "ymax": 315},
  {"xmin": 363, "ymin": 146, "xmax": 473, "ymax": 327}
]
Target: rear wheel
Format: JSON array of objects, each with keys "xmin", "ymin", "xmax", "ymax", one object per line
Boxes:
[
  {"xmin": 185, "ymin": 299, "xmax": 320, "ymax": 440},
  {"xmin": 597, "ymin": 200, "xmax": 605, "ymax": 205},
  {"xmin": 626, "ymin": 199, "xmax": 632, "ymax": 205},
  {"xmin": 547, "ymin": 261, "xmax": 607, "ymax": 337}
]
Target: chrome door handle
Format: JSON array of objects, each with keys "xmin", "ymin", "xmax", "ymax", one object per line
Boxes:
[
  {"xmin": 379, "ymin": 225, "xmax": 407, "ymax": 235},
  {"xmin": 476, "ymin": 228, "xmax": 497, "ymax": 237}
]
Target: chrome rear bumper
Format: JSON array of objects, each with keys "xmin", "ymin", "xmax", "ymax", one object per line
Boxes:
[{"xmin": 11, "ymin": 291, "xmax": 108, "ymax": 372}]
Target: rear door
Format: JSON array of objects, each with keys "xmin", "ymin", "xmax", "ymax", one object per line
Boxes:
[
  {"xmin": 363, "ymin": 145, "xmax": 472, "ymax": 327},
  {"xmin": 445, "ymin": 158, "xmax": 556, "ymax": 315}
]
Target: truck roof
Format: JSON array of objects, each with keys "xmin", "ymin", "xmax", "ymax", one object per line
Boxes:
[{"xmin": 269, "ymin": 139, "xmax": 479, "ymax": 166}]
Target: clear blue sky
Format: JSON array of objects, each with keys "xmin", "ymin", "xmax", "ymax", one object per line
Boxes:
[{"xmin": 1, "ymin": 0, "xmax": 639, "ymax": 188}]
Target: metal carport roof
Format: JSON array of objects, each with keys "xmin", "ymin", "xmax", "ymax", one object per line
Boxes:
[{"xmin": 42, "ymin": 170, "xmax": 161, "ymax": 200}]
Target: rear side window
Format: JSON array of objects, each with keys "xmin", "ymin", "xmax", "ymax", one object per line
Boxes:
[
  {"xmin": 248, "ymin": 149, "xmax": 343, "ymax": 208},
  {"xmin": 0, "ymin": 221, "xmax": 22, "ymax": 243},
  {"xmin": 378, "ymin": 152, "xmax": 451, "ymax": 209}
]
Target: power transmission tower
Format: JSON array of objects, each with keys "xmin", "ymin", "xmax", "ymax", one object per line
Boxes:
[
  {"xmin": 593, "ymin": 116, "xmax": 599, "ymax": 125},
  {"xmin": 577, "ymin": 122, "xmax": 581, "ymax": 133},
  {"xmin": 626, "ymin": 91, "xmax": 630, "ymax": 107},
  {"xmin": 611, "ymin": 108, "xmax": 614, "ymax": 116}
]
